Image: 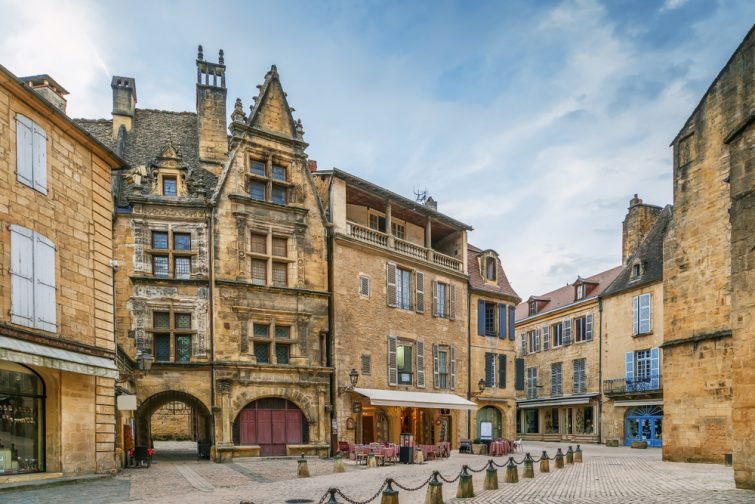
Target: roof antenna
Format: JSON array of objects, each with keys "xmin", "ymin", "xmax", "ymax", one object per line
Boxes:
[{"xmin": 414, "ymin": 188, "xmax": 428, "ymax": 205}]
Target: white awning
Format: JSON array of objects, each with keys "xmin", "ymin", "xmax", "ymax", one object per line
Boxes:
[
  {"xmin": 354, "ymin": 388, "xmax": 478, "ymax": 411},
  {"xmin": 516, "ymin": 393, "xmax": 598, "ymax": 409},
  {"xmin": 0, "ymin": 335, "xmax": 119, "ymax": 379}
]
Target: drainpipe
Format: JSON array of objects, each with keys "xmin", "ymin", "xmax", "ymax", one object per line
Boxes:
[
  {"xmin": 327, "ymin": 223, "xmax": 336, "ymax": 457},
  {"xmin": 467, "ymin": 289, "xmax": 472, "ymax": 439},
  {"xmin": 208, "ymin": 208, "xmax": 216, "ymax": 450},
  {"xmin": 597, "ymin": 297, "xmax": 603, "ymax": 443}
]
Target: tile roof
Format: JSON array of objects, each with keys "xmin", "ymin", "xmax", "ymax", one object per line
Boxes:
[
  {"xmin": 515, "ymin": 265, "xmax": 623, "ymax": 323},
  {"xmin": 601, "ymin": 205, "xmax": 672, "ymax": 297},
  {"xmin": 467, "ymin": 245, "xmax": 520, "ymax": 301}
]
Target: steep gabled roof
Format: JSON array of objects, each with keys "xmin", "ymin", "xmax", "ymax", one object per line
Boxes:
[
  {"xmin": 602, "ymin": 205, "xmax": 672, "ymax": 297},
  {"xmin": 467, "ymin": 244, "xmax": 520, "ymax": 301},
  {"xmin": 247, "ymin": 65, "xmax": 301, "ymax": 140}
]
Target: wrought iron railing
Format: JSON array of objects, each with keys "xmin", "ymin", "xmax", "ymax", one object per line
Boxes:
[{"xmin": 603, "ymin": 375, "xmax": 662, "ymax": 395}]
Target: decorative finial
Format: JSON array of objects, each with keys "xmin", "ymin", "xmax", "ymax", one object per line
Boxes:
[
  {"xmin": 295, "ymin": 119, "xmax": 305, "ymax": 138},
  {"xmin": 231, "ymin": 98, "xmax": 246, "ymax": 123},
  {"xmin": 197, "ymin": 45, "xmax": 204, "ymax": 60},
  {"xmin": 219, "ymin": 49, "xmax": 224, "ymax": 65}
]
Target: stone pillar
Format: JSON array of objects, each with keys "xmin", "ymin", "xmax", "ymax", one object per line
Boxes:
[
  {"xmin": 217, "ymin": 380, "xmax": 233, "ymax": 445},
  {"xmin": 386, "ymin": 200, "xmax": 393, "ymax": 247},
  {"xmin": 425, "ymin": 217, "xmax": 433, "ymax": 261}
]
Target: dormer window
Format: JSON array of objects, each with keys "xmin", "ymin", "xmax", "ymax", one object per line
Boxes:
[
  {"xmin": 528, "ymin": 301, "xmax": 537, "ymax": 316},
  {"xmin": 632, "ymin": 261, "xmax": 645, "ymax": 279},
  {"xmin": 575, "ymin": 284, "xmax": 586, "ymax": 300},
  {"xmin": 162, "ymin": 176, "xmax": 177, "ymax": 197},
  {"xmin": 485, "ymin": 257, "xmax": 497, "ymax": 281}
]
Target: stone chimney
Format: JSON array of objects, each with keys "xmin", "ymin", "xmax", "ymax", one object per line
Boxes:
[
  {"xmin": 196, "ymin": 45, "xmax": 227, "ymax": 174},
  {"xmin": 20, "ymin": 75, "xmax": 69, "ymax": 113},
  {"xmin": 307, "ymin": 160, "xmax": 318, "ymax": 173},
  {"xmin": 111, "ymin": 76, "xmax": 136, "ymax": 136},
  {"xmin": 622, "ymin": 194, "xmax": 662, "ymax": 264},
  {"xmin": 425, "ymin": 196, "xmax": 437, "ymax": 210}
]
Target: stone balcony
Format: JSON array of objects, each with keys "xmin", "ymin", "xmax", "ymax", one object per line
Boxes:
[{"xmin": 345, "ymin": 220, "xmax": 464, "ymax": 273}]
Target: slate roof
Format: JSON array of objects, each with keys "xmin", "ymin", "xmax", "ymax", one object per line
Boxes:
[
  {"xmin": 467, "ymin": 245, "xmax": 520, "ymax": 301},
  {"xmin": 601, "ymin": 205, "xmax": 672, "ymax": 298},
  {"xmin": 515, "ymin": 265, "xmax": 623, "ymax": 323}
]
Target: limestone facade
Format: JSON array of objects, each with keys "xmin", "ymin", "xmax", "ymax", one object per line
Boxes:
[
  {"xmin": 663, "ymin": 26, "xmax": 754, "ymax": 488},
  {"xmin": 0, "ymin": 66, "xmax": 122, "ymax": 478}
]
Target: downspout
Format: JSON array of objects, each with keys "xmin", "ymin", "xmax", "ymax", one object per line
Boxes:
[
  {"xmin": 467, "ymin": 289, "xmax": 472, "ymax": 439},
  {"xmin": 327, "ymin": 223, "xmax": 336, "ymax": 457},
  {"xmin": 208, "ymin": 207, "xmax": 216, "ymax": 449},
  {"xmin": 597, "ymin": 297, "xmax": 603, "ymax": 443}
]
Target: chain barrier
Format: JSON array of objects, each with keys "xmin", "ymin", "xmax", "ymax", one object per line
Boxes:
[
  {"xmin": 437, "ymin": 470, "xmax": 463, "ymax": 484},
  {"xmin": 392, "ymin": 473, "xmax": 434, "ymax": 492},
  {"xmin": 466, "ymin": 462, "xmax": 489, "ymax": 473},
  {"xmin": 316, "ymin": 488, "xmax": 335, "ymax": 504},
  {"xmin": 334, "ymin": 480, "xmax": 387, "ymax": 504}
]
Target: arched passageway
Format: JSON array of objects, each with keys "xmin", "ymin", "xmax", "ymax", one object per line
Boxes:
[{"xmin": 136, "ymin": 391, "xmax": 213, "ymax": 449}]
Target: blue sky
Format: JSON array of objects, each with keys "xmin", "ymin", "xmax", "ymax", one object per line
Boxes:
[{"xmin": 1, "ymin": 0, "xmax": 752, "ymax": 298}]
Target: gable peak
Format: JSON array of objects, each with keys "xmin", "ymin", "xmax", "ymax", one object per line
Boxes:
[{"xmin": 247, "ymin": 64, "xmax": 303, "ymax": 141}]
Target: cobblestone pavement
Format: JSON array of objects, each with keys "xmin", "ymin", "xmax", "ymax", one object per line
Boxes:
[{"xmin": 1, "ymin": 442, "xmax": 752, "ymax": 503}]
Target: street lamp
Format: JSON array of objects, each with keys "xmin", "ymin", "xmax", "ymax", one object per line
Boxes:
[
  {"xmin": 338, "ymin": 368, "xmax": 360, "ymax": 395},
  {"xmin": 137, "ymin": 352, "xmax": 154, "ymax": 372},
  {"xmin": 472, "ymin": 378, "xmax": 486, "ymax": 397}
]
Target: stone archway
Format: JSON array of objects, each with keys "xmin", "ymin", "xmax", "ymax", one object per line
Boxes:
[{"xmin": 136, "ymin": 390, "xmax": 213, "ymax": 447}]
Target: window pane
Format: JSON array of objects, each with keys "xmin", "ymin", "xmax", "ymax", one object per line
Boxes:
[
  {"xmin": 162, "ymin": 177, "xmax": 177, "ymax": 196},
  {"xmin": 271, "ymin": 185, "xmax": 286, "ymax": 205},
  {"xmin": 438, "ymin": 351, "xmax": 448, "ymax": 373},
  {"xmin": 251, "ymin": 234, "xmax": 267, "ymax": 254},
  {"xmin": 154, "ymin": 312, "xmax": 170, "ymax": 328},
  {"xmin": 154, "ymin": 334, "xmax": 171, "ymax": 362},
  {"xmin": 397, "ymin": 268, "xmax": 412, "ymax": 309},
  {"xmin": 398, "ymin": 345, "xmax": 412, "ymax": 372},
  {"xmin": 152, "ymin": 255, "xmax": 169, "ymax": 277},
  {"xmin": 251, "ymin": 161, "xmax": 265, "ymax": 176},
  {"xmin": 271, "ymin": 165, "xmax": 286, "ymax": 181},
  {"xmin": 176, "ymin": 335, "xmax": 191, "ymax": 363},
  {"xmin": 275, "ymin": 344, "xmax": 290, "ymax": 364},
  {"xmin": 272, "ymin": 262, "xmax": 287, "ymax": 287},
  {"xmin": 254, "ymin": 342, "xmax": 270, "ymax": 363},
  {"xmin": 175, "ymin": 313, "xmax": 191, "ymax": 329},
  {"xmin": 369, "ymin": 214, "xmax": 386, "ymax": 232},
  {"xmin": 254, "ymin": 324, "xmax": 270, "ymax": 338},
  {"xmin": 272, "ymin": 237, "xmax": 287, "ymax": 257},
  {"xmin": 275, "ymin": 326, "xmax": 290, "ymax": 339},
  {"xmin": 436, "ymin": 283, "xmax": 447, "ymax": 317},
  {"xmin": 175, "ymin": 257, "xmax": 191, "ymax": 279},
  {"xmin": 391, "ymin": 222, "xmax": 405, "ymax": 239},
  {"xmin": 152, "ymin": 231, "xmax": 169, "ymax": 249},
  {"xmin": 250, "ymin": 181, "xmax": 266, "ymax": 201},
  {"xmin": 486, "ymin": 257, "xmax": 496, "ymax": 280},
  {"xmin": 484, "ymin": 303, "xmax": 496, "ymax": 335},
  {"xmin": 252, "ymin": 259, "xmax": 267, "ymax": 285},
  {"xmin": 174, "ymin": 233, "xmax": 191, "ymax": 251}
]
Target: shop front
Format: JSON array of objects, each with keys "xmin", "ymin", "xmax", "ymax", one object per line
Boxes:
[
  {"xmin": 625, "ymin": 405, "xmax": 663, "ymax": 447},
  {"xmin": 517, "ymin": 393, "xmax": 600, "ymax": 443}
]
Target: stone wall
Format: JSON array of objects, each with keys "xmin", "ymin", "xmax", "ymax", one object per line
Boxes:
[{"xmin": 151, "ymin": 403, "xmax": 193, "ymax": 440}]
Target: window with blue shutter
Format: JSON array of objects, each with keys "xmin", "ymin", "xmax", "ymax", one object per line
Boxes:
[
  {"xmin": 639, "ymin": 294, "xmax": 651, "ymax": 334},
  {"xmin": 508, "ymin": 306, "xmax": 516, "ymax": 340},
  {"xmin": 585, "ymin": 313, "xmax": 593, "ymax": 341},
  {"xmin": 563, "ymin": 319, "xmax": 572, "ymax": 345},
  {"xmin": 543, "ymin": 325, "xmax": 550, "ymax": 351},
  {"xmin": 520, "ymin": 332, "xmax": 526, "ymax": 355},
  {"xmin": 477, "ymin": 300, "xmax": 486, "ymax": 336},
  {"xmin": 10, "ymin": 226, "xmax": 56, "ymax": 332},
  {"xmin": 514, "ymin": 358, "xmax": 525, "ymax": 391},
  {"xmin": 15, "ymin": 115, "xmax": 48, "ymax": 194},
  {"xmin": 498, "ymin": 354, "xmax": 507, "ymax": 388},
  {"xmin": 650, "ymin": 347, "xmax": 660, "ymax": 389},
  {"xmin": 34, "ymin": 234, "xmax": 57, "ymax": 333},
  {"xmin": 632, "ymin": 296, "xmax": 640, "ymax": 335},
  {"xmin": 625, "ymin": 351, "xmax": 635, "ymax": 389},
  {"xmin": 485, "ymin": 353, "xmax": 495, "ymax": 387},
  {"xmin": 498, "ymin": 304, "xmax": 506, "ymax": 338}
]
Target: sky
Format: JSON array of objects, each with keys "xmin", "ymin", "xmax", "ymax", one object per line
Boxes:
[{"xmin": 1, "ymin": 0, "xmax": 752, "ymax": 299}]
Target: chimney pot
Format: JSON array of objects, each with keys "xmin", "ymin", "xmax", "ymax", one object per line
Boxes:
[{"xmin": 20, "ymin": 75, "xmax": 69, "ymax": 113}]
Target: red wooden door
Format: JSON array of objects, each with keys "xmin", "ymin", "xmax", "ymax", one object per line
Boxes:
[
  {"xmin": 286, "ymin": 410, "xmax": 303, "ymax": 444},
  {"xmin": 236, "ymin": 400, "xmax": 304, "ymax": 456},
  {"xmin": 239, "ymin": 409, "xmax": 257, "ymax": 444}
]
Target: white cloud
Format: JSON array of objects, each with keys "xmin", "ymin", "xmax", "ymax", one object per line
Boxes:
[{"xmin": 661, "ymin": 0, "xmax": 689, "ymax": 13}]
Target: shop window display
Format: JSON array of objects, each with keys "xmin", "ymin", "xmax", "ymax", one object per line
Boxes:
[{"xmin": 0, "ymin": 362, "xmax": 44, "ymax": 475}]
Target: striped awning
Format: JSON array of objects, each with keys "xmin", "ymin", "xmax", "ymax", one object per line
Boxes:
[
  {"xmin": 0, "ymin": 335, "xmax": 118, "ymax": 378},
  {"xmin": 354, "ymin": 388, "xmax": 478, "ymax": 410}
]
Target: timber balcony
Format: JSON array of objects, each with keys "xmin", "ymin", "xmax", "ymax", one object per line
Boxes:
[
  {"xmin": 603, "ymin": 375, "xmax": 663, "ymax": 396},
  {"xmin": 346, "ymin": 221, "xmax": 464, "ymax": 273}
]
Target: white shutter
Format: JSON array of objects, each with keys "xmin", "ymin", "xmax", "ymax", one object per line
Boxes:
[
  {"xmin": 633, "ymin": 296, "xmax": 639, "ymax": 336},
  {"xmin": 388, "ymin": 335, "xmax": 398, "ymax": 385},
  {"xmin": 563, "ymin": 319, "xmax": 572, "ymax": 345},
  {"xmin": 386, "ymin": 263, "xmax": 397, "ymax": 307},
  {"xmin": 449, "ymin": 346, "xmax": 456, "ymax": 390},
  {"xmin": 585, "ymin": 313, "xmax": 593, "ymax": 341},
  {"xmin": 10, "ymin": 226, "xmax": 35, "ymax": 327},
  {"xmin": 32, "ymin": 123, "xmax": 48, "ymax": 194},
  {"xmin": 432, "ymin": 343, "xmax": 439, "ymax": 388},
  {"xmin": 449, "ymin": 284, "xmax": 456, "ymax": 321},
  {"xmin": 416, "ymin": 340, "xmax": 425, "ymax": 388},
  {"xmin": 415, "ymin": 272, "xmax": 425, "ymax": 314},
  {"xmin": 16, "ymin": 115, "xmax": 34, "ymax": 188},
  {"xmin": 34, "ymin": 232, "xmax": 57, "ymax": 332},
  {"xmin": 543, "ymin": 325, "xmax": 550, "ymax": 351},
  {"xmin": 431, "ymin": 280, "xmax": 438, "ymax": 317},
  {"xmin": 535, "ymin": 328, "xmax": 541, "ymax": 352},
  {"xmin": 640, "ymin": 294, "xmax": 651, "ymax": 334}
]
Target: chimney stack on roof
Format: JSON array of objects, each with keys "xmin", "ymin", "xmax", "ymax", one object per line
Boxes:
[
  {"xmin": 20, "ymin": 75, "xmax": 68, "ymax": 113},
  {"xmin": 307, "ymin": 160, "xmax": 318, "ymax": 173},
  {"xmin": 111, "ymin": 76, "xmax": 137, "ymax": 136},
  {"xmin": 622, "ymin": 194, "xmax": 662, "ymax": 265},
  {"xmin": 196, "ymin": 45, "xmax": 228, "ymax": 174}
]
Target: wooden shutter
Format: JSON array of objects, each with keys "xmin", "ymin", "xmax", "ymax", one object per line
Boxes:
[
  {"xmin": 32, "ymin": 122, "xmax": 48, "ymax": 194},
  {"xmin": 386, "ymin": 263, "xmax": 397, "ymax": 307},
  {"xmin": 484, "ymin": 353, "xmax": 494, "ymax": 387},
  {"xmin": 388, "ymin": 336, "xmax": 398, "ymax": 385},
  {"xmin": 432, "ymin": 343, "xmax": 439, "ymax": 388},
  {"xmin": 15, "ymin": 115, "xmax": 33, "ymax": 187},
  {"xmin": 508, "ymin": 306, "xmax": 516, "ymax": 340},
  {"xmin": 477, "ymin": 300, "xmax": 485, "ymax": 336},
  {"xmin": 639, "ymin": 294, "xmax": 651, "ymax": 334},
  {"xmin": 535, "ymin": 328, "xmax": 541, "ymax": 352},
  {"xmin": 520, "ymin": 332, "xmax": 526, "ymax": 355},
  {"xmin": 449, "ymin": 284, "xmax": 456, "ymax": 320},
  {"xmin": 449, "ymin": 346, "xmax": 456, "ymax": 390},
  {"xmin": 632, "ymin": 295, "xmax": 639, "ymax": 336},
  {"xmin": 498, "ymin": 304, "xmax": 506, "ymax": 338},
  {"xmin": 431, "ymin": 280, "xmax": 438, "ymax": 317},
  {"xmin": 10, "ymin": 225, "xmax": 35, "ymax": 327},
  {"xmin": 415, "ymin": 272, "xmax": 425, "ymax": 313},
  {"xmin": 34, "ymin": 233, "xmax": 57, "ymax": 332},
  {"xmin": 498, "ymin": 354, "xmax": 507, "ymax": 388},
  {"xmin": 585, "ymin": 313, "xmax": 593, "ymax": 341},
  {"xmin": 625, "ymin": 351, "xmax": 634, "ymax": 382},
  {"xmin": 416, "ymin": 340, "xmax": 425, "ymax": 388},
  {"xmin": 514, "ymin": 358, "xmax": 525, "ymax": 391},
  {"xmin": 563, "ymin": 319, "xmax": 572, "ymax": 345},
  {"xmin": 543, "ymin": 325, "xmax": 550, "ymax": 351},
  {"xmin": 650, "ymin": 347, "xmax": 660, "ymax": 388}
]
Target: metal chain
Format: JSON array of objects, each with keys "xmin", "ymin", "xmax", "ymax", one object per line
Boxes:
[
  {"xmin": 316, "ymin": 489, "xmax": 334, "ymax": 504},
  {"xmin": 392, "ymin": 474, "xmax": 434, "ymax": 492},
  {"xmin": 334, "ymin": 481, "xmax": 387, "ymax": 504},
  {"xmin": 467, "ymin": 463, "xmax": 488, "ymax": 473},
  {"xmin": 437, "ymin": 470, "xmax": 462, "ymax": 484}
]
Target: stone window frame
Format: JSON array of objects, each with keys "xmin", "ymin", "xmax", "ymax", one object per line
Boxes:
[
  {"xmin": 396, "ymin": 340, "xmax": 415, "ymax": 385},
  {"xmin": 245, "ymin": 226, "xmax": 297, "ymax": 288},
  {"xmin": 479, "ymin": 252, "xmax": 497, "ymax": 283},
  {"xmin": 358, "ymin": 274, "xmax": 371, "ymax": 298},
  {"xmin": 147, "ymin": 227, "xmax": 197, "ymax": 279},
  {"xmin": 245, "ymin": 155, "xmax": 293, "ymax": 206},
  {"xmin": 248, "ymin": 315, "xmax": 298, "ymax": 366},
  {"xmin": 146, "ymin": 307, "xmax": 196, "ymax": 364}
]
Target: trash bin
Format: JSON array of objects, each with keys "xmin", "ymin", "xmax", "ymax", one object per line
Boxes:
[
  {"xmin": 197, "ymin": 441, "xmax": 211, "ymax": 460},
  {"xmin": 399, "ymin": 433, "xmax": 414, "ymax": 464}
]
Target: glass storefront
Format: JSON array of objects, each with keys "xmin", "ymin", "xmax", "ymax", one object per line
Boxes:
[{"xmin": 0, "ymin": 362, "xmax": 45, "ymax": 475}]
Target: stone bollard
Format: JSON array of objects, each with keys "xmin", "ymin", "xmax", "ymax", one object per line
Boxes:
[
  {"xmin": 380, "ymin": 479, "xmax": 399, "ymax": 504},
  {"xmin": 415, "ymin": 447, "xmax": 425, "ymax": 464},
  {"xmin": 505, "ymin": 457, "xmax": 519, "ymax": 484},
  {"xmin": 575, "ymin": 445, "xmax": 583, "ymax": 463},
  {"xmin": 523, "ymin": 453, "xmax": 535, "ymax": 478},
  {"xmin": 297, "ymin": 455, "xmax": 310, "ymax": 478},
  {"xmin": 368, "ymin": 450, "xmax": 378, "ymax": 468},
  {"xmin": 333, "ymin": 454, "xmax": 345, "ymax": 473},
  {"xmin": 425, "ymin": 471, "xmax": 443, "ymax": 504},
  {"xmin": 456, "ymin": 465, "xmax": 475, "ymax": 498},
  {"xmin": 566, "ymin": 446, "xmax": 574, "ymax": 465},
  {"xmin": 555, "ymin": 448, "xmax": 565, "ymax": 469},
  {"xmin": 539, "ymin": 451, "xmax": 550, "ymax": 473},
  {"xmin": 484, "ymin": 460, "xmax": 498, "ymax": 490},
  {"xmin": 326, "ymin": 488, "xmax": 338, "ymax": 504}
]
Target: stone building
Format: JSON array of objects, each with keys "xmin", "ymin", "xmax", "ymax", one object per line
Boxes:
[
  {"xmin": 0, "ymin": 66, "xmax": 123, "ymax": 478},
  {"xmin": 600, "ymin": 199, "xmax": 670, "ymax": 448},
  {"xmin": 313, "ymin": 169, "xmax": 476, "ymax": 450},
  {"xmin": 514, "ymin": 266, "xmax": 621, "ymax": 443},
  {"xmin": 663, "ymin": 26, "xmax": 754, "ymax": 488},
  {"xmin": 467, "ymin": 245, "xmax": 520, "ymax": 441},
  {"xmin": 78, "ymin": 48, "xmax": 331, "ymax": 460}
]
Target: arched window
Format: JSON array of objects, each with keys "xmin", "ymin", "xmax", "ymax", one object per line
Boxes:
[
  {"xmin": 0, "ymin": 361, "xmax": 45, "ymax": 474},
  {"xmin": 484, "ymin": 256, "xmax": 496, "ymax": 281}
]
